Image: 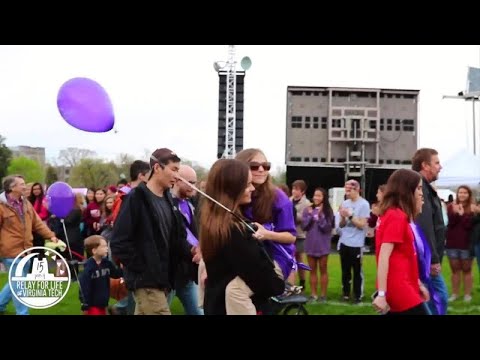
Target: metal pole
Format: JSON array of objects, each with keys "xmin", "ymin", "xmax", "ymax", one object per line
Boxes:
[
  {"xmin": 176, "ymin": 175, "xmax": 256, "ymax": 234},
  {"xmin": 223, "ymin": 45, "xmax": 237, "ymax": 159},
  {"xmin": 473, "ymin": 98, "xmax": 477, "ymax": 155}
]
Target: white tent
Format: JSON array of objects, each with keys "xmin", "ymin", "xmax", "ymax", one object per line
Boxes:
[
  {"xmin": 436, "ymin": 189, "xmax": 456, "ymax": 202},
  {"xmin": 435, "ymin": 149, "xmax": 480, "ymax": 188}
]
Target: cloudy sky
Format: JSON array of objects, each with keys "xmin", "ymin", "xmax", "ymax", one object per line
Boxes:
[{"xmin": 1, "ymin": 45, "xmax": 479, "ymax": 173}]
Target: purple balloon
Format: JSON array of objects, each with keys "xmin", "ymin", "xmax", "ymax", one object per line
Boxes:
[
  {"xmin": 46, "ymin": 182, "xmax": 75, "ymax": 218},
  {"xmin": 57, "ymin": 77, "xmax": 114, "ymax": 133}
]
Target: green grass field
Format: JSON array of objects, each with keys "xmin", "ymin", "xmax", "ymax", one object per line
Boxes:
[{"xmin": 1, "ymin": 253, "xmax": 479, "ymax": 315}]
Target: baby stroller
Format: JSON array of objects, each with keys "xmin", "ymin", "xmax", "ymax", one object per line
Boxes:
[{"xmin": 271, "ymin": 282, "xmax": 309, "ymax": 315}]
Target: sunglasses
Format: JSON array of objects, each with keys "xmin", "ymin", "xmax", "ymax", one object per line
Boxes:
[{"xmin": 249, "ymin": 162, "xmax": 271, "ymax": 171}]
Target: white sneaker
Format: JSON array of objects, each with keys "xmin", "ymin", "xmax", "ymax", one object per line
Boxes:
[
  {"xmin": 464, "ymin": 295, "xmax": 472, "ymax": 302},
  {"xmin": 448, "ymin": 294, "xmax": 458, "ymax": 302}
]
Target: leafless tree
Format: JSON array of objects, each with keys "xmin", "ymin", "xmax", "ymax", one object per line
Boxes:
[{"xmin": 58, "ymin": 148, "xmax": 97, "ymax": 167}]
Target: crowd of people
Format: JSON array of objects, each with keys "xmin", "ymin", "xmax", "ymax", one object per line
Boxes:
[{"xmin": 0, "ymin": 146, "xmax": 477, "ymax": 315}]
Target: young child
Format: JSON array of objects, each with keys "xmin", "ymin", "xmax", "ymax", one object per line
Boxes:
[{"xmin": 79, "ymin": 235, "xmax": 123, "ymax": 315}]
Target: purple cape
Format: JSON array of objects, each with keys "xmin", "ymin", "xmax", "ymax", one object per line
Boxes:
[{"xmin": 410, "ymin": 222, "xmax": 444, "ymax": 315}]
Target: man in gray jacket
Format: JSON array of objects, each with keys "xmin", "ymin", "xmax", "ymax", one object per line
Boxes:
[{"xmin": 412, "ymin": 148, "xmax": 448, "ymax": 315}]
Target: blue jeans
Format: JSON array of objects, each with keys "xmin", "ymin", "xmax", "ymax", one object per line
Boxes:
[
  {"xmin": 167, "ymin": 281, "xmax": 204, "ymax": 315},
  {"xmin": 427, "ymin": 273, "xmax": 448, "ymax": 315},
  {"xmin": 113, "ymin": 291, "xmax": 136, "ymax": 315},
  {"xmin": 0, "ymin": 258, "xmax": 30, "ymax": 315},
  {"xmin": 423, "ymin": 301, "xmax": 432, "ymax": 315}
]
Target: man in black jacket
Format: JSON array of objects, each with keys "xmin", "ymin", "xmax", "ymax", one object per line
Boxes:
[
  {"xmin": 412, "ymin": 148, "xmax": 448, "ymax": 315},
  {"xmin": 110, "ymin": 148, "xmax": 197, "ymax": 315}
]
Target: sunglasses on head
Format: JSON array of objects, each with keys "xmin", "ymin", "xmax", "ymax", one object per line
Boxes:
[{"xmin": 249, "ymin": 162, "xmax": 271, "ymax": 171}]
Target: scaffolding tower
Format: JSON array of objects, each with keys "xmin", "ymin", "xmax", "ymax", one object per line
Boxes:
[{"xmin": 222, "ymin": 45, "xmax": 237, "ymax": 159}]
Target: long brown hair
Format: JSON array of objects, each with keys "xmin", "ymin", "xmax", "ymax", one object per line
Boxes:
[
  {"xmin": 379, "ymin": 168, "xmax": 421, "ymax": 220},
  {"xmin": 199, "ymin": 159, "xmax": 250, "ymax": 262},
  {"xmin": 235, "ymin": 148, "xmax": 276, "ymax": 223},
  {"xmin": 455, "ymin": 185, "xmax": 474, "ymax": 214},
  {"xmin": 27, "ymin": 182, "xmax": 44, "ymax": 205}
]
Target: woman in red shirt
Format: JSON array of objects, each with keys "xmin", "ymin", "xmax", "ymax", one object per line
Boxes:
[
  {"xmin": 28, "ymin": 182, "xmax": 49, "ymax": 222},
  {"xmin": 28, "ymin": 183, "xmax": 50, "ymax": 251},
  {"xmin": 373, "ymin": 169, "xmax": 430, "ymax": 315}
]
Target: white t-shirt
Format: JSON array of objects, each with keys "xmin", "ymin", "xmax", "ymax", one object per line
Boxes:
[{"xmin": 335, "ymin": 197, "xmax": 370, "ymax": 248}]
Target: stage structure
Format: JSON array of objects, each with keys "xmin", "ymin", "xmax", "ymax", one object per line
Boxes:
[
  {"xmin": 214, "ymin": 45, "xmax": 252, "ymax": 159},
  {"xmin": 285, "ymin": 86, "xmax": 419, "ymax": 202}
]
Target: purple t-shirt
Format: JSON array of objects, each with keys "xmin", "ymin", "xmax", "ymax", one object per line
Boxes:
[
  {"xmin": 178, "ymin": 199, "xmax": 198, "ymax": 246},
  {"xmin": 243, "ymin": 188, "xmax": 297, "ymax": 279}
]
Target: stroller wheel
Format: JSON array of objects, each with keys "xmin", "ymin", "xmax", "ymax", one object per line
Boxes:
[{"xmin": 282, "ymin": 304, "xmax": 308, "ymax": 315}]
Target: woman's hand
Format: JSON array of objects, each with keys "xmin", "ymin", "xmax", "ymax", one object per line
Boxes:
[
  {"xmin": 372, "ymin": 295, "xmax": 390, "ymax": 314},
  {"xmin": 419, "ymin": 283, "xmax": 430, "ymax": 302},
  {"xmin": 252, "ymin": 222, "xmax": 269, "ymax": 241},
  {"xmin": 191, "ymin": 246, "xmax": 202, "ymax": 264},
  {"xmin": 452, "ymin": 203, "xmax": 462, "ymax": 215}
]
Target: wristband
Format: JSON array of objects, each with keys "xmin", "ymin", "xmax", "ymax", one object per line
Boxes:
[{"xmin": 378, "ymin": 290, "xmax": 386, "ymax": 297}]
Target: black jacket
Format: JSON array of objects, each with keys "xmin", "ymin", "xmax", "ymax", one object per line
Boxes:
[
  {"xmin": 203, "ymin": 225, "xmax": 285, "ymax": 315},
  {"xmin": 415, "ymin": 177, "xmax": 446, "ymax": 264},
  {"xmin": 470, "ymin": 214, "xmax": 480, "ymax": 251},
  {"xmin": 110, "ymin": 182, "xmax": 192, "ymax": 291},
  {"xmin": 172, "ymin": 197, "xmax": 199, "ymax": 287},
  {"xmin": 60, "ymin": 208, "xmax": 83, "ymax": 246},
  {"xmin": 79, "ymin": 257, "xmax": 122, "ymax": 310}
]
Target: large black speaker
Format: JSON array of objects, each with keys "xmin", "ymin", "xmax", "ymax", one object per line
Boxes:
[
  {"xmin": 217, "ymin": 73, "xmax": 245, "ymax": 159},
  {"xmin": 286, "ymin": 166, "xmax": 345, "ymax": 200},
  {"xmin": 286, "ymin": 166, "xmax": 397, "ymax": 203},
  {"xmin": 364, "ymin": 168, "xmax": 396, "ymax": 203}
]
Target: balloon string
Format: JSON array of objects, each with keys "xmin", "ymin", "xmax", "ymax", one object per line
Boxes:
[{"xmin": 61, "ymin": 218, "xmax": 85, "ymax": 305}]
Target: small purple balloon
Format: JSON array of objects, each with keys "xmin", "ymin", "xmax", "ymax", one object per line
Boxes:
[
  {"xmin": 46, "ymin": 182, "xmax": 75, "ymax": 218},
  {"xmin": 57, "ymin": 77, "xmax": 114, "ymax": 133}
]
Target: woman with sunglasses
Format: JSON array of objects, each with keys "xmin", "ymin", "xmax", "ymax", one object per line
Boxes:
[
  {"xmin": 199, "ymin": 159, "xmax": 285, "ymax": 315},
  {"xmin": 235, "ymin": 149, "xmax": 297, "ymax": 288}
]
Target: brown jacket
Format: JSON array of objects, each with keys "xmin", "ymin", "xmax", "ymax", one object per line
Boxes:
[{"xmin": 0, "ymin": 192, "xmax": 55, "ymax": 258}]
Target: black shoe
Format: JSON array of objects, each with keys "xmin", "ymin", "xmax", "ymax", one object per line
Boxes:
[
  {"xmin": 108, "ymin": 305, "xmax": 127, "ymax": 315},
  {"xmin": 354, "ymin": 298, "xmax": 362, "ymax": 304}
]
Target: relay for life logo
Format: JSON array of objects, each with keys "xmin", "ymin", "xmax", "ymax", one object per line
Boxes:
[{"xmin": 9, "ymin": 246, "xmax": 71, "ymax": 309}]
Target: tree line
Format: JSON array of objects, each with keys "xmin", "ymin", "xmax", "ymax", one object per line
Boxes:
[
  {"xmin": 0, "ymin": 135, "xmax": 286, "ymax": 190},
  {"xmin": 0, "ymin": 135, "xmax": 210, "ymax": 189}
]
